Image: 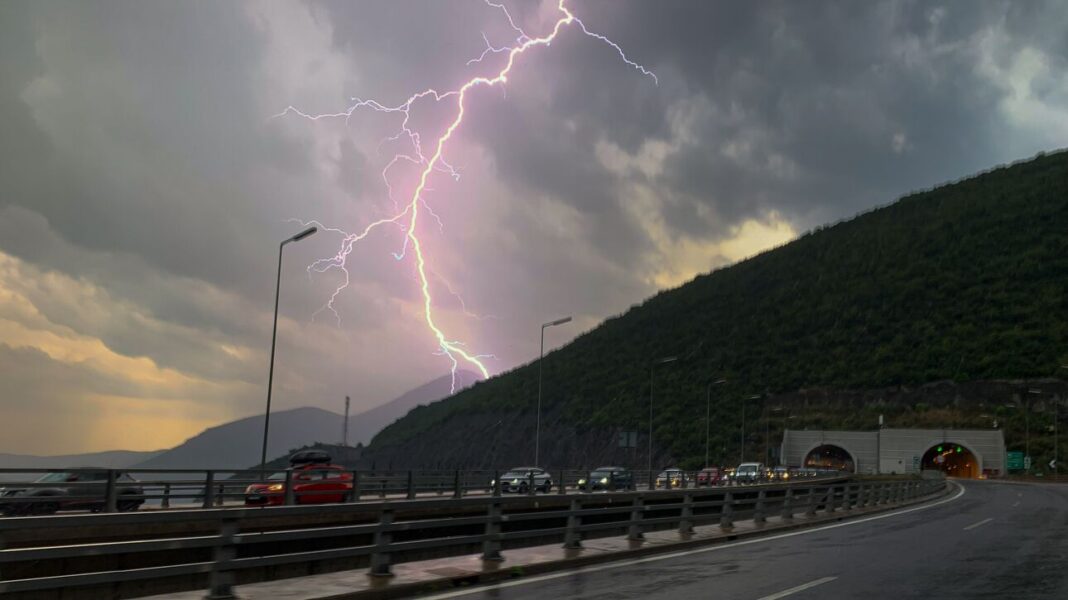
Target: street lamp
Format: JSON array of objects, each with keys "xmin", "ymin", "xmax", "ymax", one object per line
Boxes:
[
  {"xmin": 260, "ymin": 226, "xmax": 317, "ymax": 470},
  {"xmin": 649, "ymin": 356, "xmax": 678, "ymax": 475},
  {"xmin": 740, "ymin": 394, "xmax": 760, "ymax": 463},
  {"xmin": 535, "ymin": 316, "xmax": 571, "ymax": 466},
  {"xmin": 1026, "ymin": 388, "xmax": 1042, "ymax": 473},
  {"xmin": 766, "ymin": 405, "xmax": 783, "ymax": 466},
  {"xmin": 705, "ymin": 379, "xmax": 727, "ymax": 468}
]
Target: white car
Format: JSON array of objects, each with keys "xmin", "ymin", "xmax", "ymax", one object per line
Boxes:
[
  {"xmin": 492, "ymin": 467, "xmax": 553, "ymax": 493},
  {"xmin": 733, "ymin": 462, "xmax": 767, "ymax": 484}
]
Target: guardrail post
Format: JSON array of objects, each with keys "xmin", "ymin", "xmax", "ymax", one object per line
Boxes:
[
  {"xmin": 283, "ymin": 470, "xmax": 295, "ymax": 505},
  {"xmin": 453, "ymin": 470, "xmax": 463, "ymax": 499},
  {"xmin": 406, "ymin": 471, "xmax": 416, "ymax": 500},
  {"xmin": 492, "ymin": 470, "xmax": 501, "ymax": 497},
  {"xmin": 753, "ymin": 489, "xmax": 767, "ymax": 524},
  {"xmin": 608, "ymin": 471, "xmax": 617, "ymax": 492},
  {"xmin": 481, "ymin": 500, "xmax": 504, "ymax": 561},
  {"xmin": 648, "ymin": 470, "xmax": 655, "ymax": 491},
  {"xmin": 527, "ymin": 472, "xmax": 536, "ymax": 496},
  {"xmin": 719, "ymin": 490, "xmax": 734, "ymax": 529},
  {"xmin": 203, "ymin": 471, "xmax": 215, "ymax": 509},
  {"xmin": 104, "ymin": 469, "xmax": 118, "ymax": 513},
  {"xmin": 351, "ymin": 471, "xmax": 361, "ymax": 502},
  {"xmin": 825, "ymin": 486, "xmax": 837, "ymax": 513},
  {"xmin": 559, "ymin": 470, "xmax": 567, "ymax": 495},
  {"xmin": 854, "ymin": 483, "xmax": 864, "ymax": 508},
  {"xmin": 781, "ymin": 488, "xmax": 794, "ymax": 520},
  {"xmin": 679, "ymin": 492, "xmax": 694, "ymax": 535},
  {"xmin": 805, "ymin": 487, "xmax": 817, "ymax": 516},
  {"xmin": 161, "ymin": 483, "xmax": 171, "ymax": 509},
  {"xmin": 564, "ymin": 498, "xmax": 583, "ymax": 549},
  {"xmin": 665, "ymin": 473, "xmax": 673, "ymax": 490},
  {"xmin": 369, "ymin": 508, "xmax": 394, "ymax": 577},
  {"xmin": 205, "ymin": 517, "xmax": 238, "ymax": 599},
  {"xmin": 627, "ymin": 497, "xmax": 644, "ymax": 540},
  {"xmin": 216, "ymin": 483, "xmax": 225, "ymax": 506}
]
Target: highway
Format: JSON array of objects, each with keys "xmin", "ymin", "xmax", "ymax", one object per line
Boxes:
[{"xmin": 419, "ymin": 481, "xmax": 1068, "ymax": 600}]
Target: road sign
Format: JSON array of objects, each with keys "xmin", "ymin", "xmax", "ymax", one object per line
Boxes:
[
  {"xmin": 619, "ymin": 431, "xmax": 638, "ymax": 448},
  {"xmin": 1050, "ymin": 459, "xmax": 1058, "ymax": 470},
  {"xmin": 1024, "ymin": 456, "xmax": 1032, "ymax": 470},
  {"xmin": 1007, "ymin": 451, "xmax": 1024, "ymax": 471}
]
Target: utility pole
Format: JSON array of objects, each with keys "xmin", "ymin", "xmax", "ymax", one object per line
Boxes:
[{"xmin": 342, "ymin": 395, "xmax": 350, "ymax": 446}]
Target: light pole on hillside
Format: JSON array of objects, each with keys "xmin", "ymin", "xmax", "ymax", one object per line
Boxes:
[
  {"xmin": 740, "ymin": 394, "xmax": 761, "ymax": 463},
  {"xmin": 261, "ymin": 226, "xmax": 317, "ymax": 470},
  {"xmin": 649, "ymin": 356, "xmax": 678, "ymax": 475},
  {"xmin": 705, "ymin": 379, "xmax": 727, "ymax": 468},
  {"xmin": 535, "ymin": 316, "xmax": 571, "ymax": 466}
]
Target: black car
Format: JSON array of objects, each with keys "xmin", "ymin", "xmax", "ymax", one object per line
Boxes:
[
  {"xmin": 578, "ymin": 467, "xmax": 634, "ymax": 491},
  {"xmin": 0, "ymin": 470, "xmax": 144, "ymax": 516}
]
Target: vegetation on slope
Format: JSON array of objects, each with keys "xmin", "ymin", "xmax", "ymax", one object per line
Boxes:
[{"xmin": 372, "ymin": 150, "xmax": 1068, "ymax": 467}]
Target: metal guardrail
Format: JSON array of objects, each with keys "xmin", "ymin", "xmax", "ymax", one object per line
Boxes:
[
  {"xmin": 0, "ymin": 467, "xmax": 844, "ymax": 516},
  {"xmin": 0, "ymin": 477, "xmax": 943, "ymax": 599}
]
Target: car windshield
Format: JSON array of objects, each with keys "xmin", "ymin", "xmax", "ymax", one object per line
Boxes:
[
  {"xmin": 591, "ymin": 469, "xmax": 617, "ymax": 477},
  {"xmin": 267, "ymin": 472, "xmax": 288, "ymax": 481},
  {"xmin": 36, "ymin": 472, "xmax": 71, "ymax": 483}
]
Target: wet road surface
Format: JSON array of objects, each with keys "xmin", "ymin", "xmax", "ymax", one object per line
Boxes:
[{"xmin": 418, "ymin": 480, "xmax": 1068, "ymax": 599}]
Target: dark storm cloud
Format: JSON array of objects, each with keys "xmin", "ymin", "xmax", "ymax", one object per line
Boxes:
[{"xmin": 0, "ymin": 0, "xmax": 1066, "ymax": 453}]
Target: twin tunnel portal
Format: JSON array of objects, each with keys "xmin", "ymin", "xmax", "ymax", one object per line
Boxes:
[{"xmin": 804, "ymin": 442, "xmax": 980, "ymax": 478}]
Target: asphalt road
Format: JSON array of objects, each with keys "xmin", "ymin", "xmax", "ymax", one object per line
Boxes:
[{"xmin": 419, "ymin": 480, "xmax": 1068, "ymax": 600}]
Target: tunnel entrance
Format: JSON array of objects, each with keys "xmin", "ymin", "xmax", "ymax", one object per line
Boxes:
[
  {"xmin": 804, "ymin": 444, "xmax": 855, "ymax": 473},
  {"xmin": 922, "ymin": 443, "xmax": 979, "ymax": 478}
]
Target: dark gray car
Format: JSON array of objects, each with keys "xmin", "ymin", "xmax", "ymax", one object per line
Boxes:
[{"xmin": 0, "ymin": 470, "xmax": 143, "ymax": 516}]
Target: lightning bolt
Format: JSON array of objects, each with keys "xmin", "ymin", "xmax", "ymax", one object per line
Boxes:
[{"xmin": 278, "ymin": 0, "xmax": 655, "ymax": 391}]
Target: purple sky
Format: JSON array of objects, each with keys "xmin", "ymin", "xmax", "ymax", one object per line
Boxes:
[{"xmin": 1, "ymin": 0, "xmax": 1066, "ymax": 454}]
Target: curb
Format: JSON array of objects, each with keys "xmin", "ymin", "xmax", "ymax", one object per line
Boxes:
[{"xmin": 310, "ymin": 482, "xmax": 953, "ymax": 600}]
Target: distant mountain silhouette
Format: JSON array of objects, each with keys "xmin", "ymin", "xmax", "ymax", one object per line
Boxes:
[
  {"xmin": 132, "ymin": 370, "xmax": 480, "ymax": 470},
  {"xmin": 0, "ymin": 449, "xmax": 164, "ymax": 470},
  {"xmin": 347, "ymin": 370, "xmax": 480, "ymax": 445}
]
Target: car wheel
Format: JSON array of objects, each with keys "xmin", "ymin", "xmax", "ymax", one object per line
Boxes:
[
  {"xmin": 518, "ymin": 482, "xmax": 528, "ymax": 494},
  {"xmin": 541, "ymin": 481, "xmax": 552, "ymax": 493},
  {"xmin": 117, "ymin": 498, "xmax": 140, "ymax": 512}
]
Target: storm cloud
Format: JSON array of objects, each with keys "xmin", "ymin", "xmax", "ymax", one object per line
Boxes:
[{"xmin": 0, "ymin": 0, "xmax": 1065, "ymax": 454}]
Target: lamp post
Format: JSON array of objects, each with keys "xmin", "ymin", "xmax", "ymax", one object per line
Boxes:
[
  {"xmin": 260, "ymin": 226, "xmax": 317, "ymax": 469},
  {"xmin": 767, "ymin": 405, "xmax": 783, "ymax": 466},
  {"xmin": 705, "ymin": 379, "xmax": 727, "ymax": 468},
  {"xmin": 648, "ymin": 356, "xmax": 678, "ymax": 475},
  {"xmin": 1027, "ymin": 388, "xmax": 1041, "ymax": 474},
  {"xmin": 535, "ymin": 316, "xmax": 571, "ymax": 466},
  {"xmin": 740, "ymin": 394, "xmax": 760, "ymax": 463}
]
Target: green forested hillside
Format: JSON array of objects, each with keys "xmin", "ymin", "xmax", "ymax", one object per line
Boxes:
[{"xmin": 372, "ymin": 150, "xmax": 1068, "ymax": 465}]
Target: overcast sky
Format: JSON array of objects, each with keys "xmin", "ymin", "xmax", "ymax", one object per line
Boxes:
[{"xmin": 1, "ymin": 0, "xmax": 1065, "ymax": 454}]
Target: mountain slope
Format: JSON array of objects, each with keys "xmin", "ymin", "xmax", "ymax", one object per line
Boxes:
[
  {"xmin": 133, "ymin": 371, "xmax": 479, "ymax": 470},
  {"xmin": 347, "ymin": 370, "xmax": 479, "ymax": 445},
  {"xmin": 369, "ymin": 150, "xmax": 1068, "ymax": 467},
  {"xmin": 134, "ymin": 406, "xmax": 345, "ymax": 469},
  {"xmin": 0, "ymin": 450, "xmax": 164, "ymax": 469}
]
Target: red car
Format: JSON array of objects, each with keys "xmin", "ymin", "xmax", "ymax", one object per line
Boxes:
[
  {"xmin": 696, "ymin": 467, "xmax": 725, "ymax": 486},
  {"xmin": 244, "ymin": 463, "xmax": 353, "ymax": 506}
]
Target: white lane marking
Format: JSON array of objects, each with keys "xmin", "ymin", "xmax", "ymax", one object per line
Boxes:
[
  {"xmin": 1012, "ymin": 501, "xmax": 1020, "ymax": 507},
  {"xmin": 756, "ymin": 576, "xmax": 837, "ymax": 600},
  {"xmin": 963, "ymin": 517, "xmax": 993, "ymax": 531},
  {"xmin": 418, "ymin": 482, "xmax": 966, "ymax": 599}
]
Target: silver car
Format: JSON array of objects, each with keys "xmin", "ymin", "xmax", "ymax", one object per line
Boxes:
[{"xmin": 492, "ymin": 467, "xmax": 553, "ymax": 493}]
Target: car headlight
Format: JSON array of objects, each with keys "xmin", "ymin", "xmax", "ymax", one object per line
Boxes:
[
  {"xmin": 577, "ymin": 478, "xmax": 587, "ymax": 485},
  {"xmin": 267, "ymin": 484, "xmax": 284, "ymax": 492},
  {"xmin": 490, "ymin": 479, "xmax": 496, "ymax": 485},
  {"xmin": 599, "ymin": 477, "xmax": 609, "ymax": 484}
]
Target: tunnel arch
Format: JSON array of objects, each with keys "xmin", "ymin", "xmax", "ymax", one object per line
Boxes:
[
  {"xmin": 921, "ymin": 442, "xmax": 981, "ymax": 478},
  {"xmin": 803, "ymin": 443, "xmax": 857, "ymax": 473}
]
